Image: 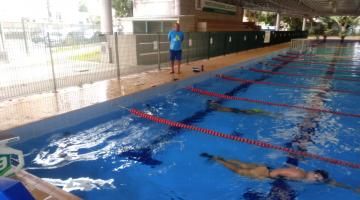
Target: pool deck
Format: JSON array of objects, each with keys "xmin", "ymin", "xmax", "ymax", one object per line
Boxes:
[
  {"xmin": 0, "ymin": 42, "xmax": 290, "ymax": 133},
  {"xmin": 13, "ymin": 170, "xmax": 81, "ymax": 200}
]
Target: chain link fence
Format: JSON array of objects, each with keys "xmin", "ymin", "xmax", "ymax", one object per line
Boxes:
[{"xmin": 0, "ymin": 21, "xmax": 307, "ymax": 101}]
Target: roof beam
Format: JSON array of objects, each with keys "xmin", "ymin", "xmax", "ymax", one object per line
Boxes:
[{"xmin": 220, "ymin": 0, "xmax": 360, "ymax": 16}]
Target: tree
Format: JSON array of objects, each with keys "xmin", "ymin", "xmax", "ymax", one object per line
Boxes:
[
  {"xmin": 258, "ymin": 12, "xmax": 277, "ymax": 26},
  {"xmin": 282, "ymin": 17, "xmax": 302, "ymax": 31},
  {"xmin": 78, "ymin": 0, "xmax": 88, "ymax": 12},
  {"xmin": 330, "ymin": 16, "xmax": 360, "ymax": 38},
  {"xmin": 317, "ymin": 16, "xmax": 360, "ymax": 40},
  {"xmin": 245, "ymin": 10, "xmax": 276, "ymax": 26},
  {"xmin": 112, "ymin": 0, "xmax": 133, "ymax": 17}
]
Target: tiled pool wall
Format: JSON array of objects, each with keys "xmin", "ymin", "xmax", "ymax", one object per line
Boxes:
[{"xmin": 2, "ymin": 48, "xmax": 288, "ymax": 143}]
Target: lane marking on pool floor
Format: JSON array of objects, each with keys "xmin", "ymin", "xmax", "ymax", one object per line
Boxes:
[
  {"xmin": 249, "ymin": 68, "xmax": 360, "ymax": 83},
  {"xmin": 216, "ymin": 74, "xmax": 360, "ymax": 95},
  {"xmin": 129, "ymin": 108, "xmax": 360, "ymax": 169},
  {"xmin": 187, "ymin": 87, "xmax": 360, "ymax": 118}
]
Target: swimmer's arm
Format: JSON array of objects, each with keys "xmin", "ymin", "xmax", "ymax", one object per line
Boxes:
[
  {"xmin": 248, "ymin": 109, "xmax": 278, "ymax": 117},
  {"xmin": 219, "ymin": 107, "xmax": 235, "ymax": 113},
  {"xmin": 215, "ymin": 106, "xmax": 244, "ymax": 114},
  {"xmin": 327, "ymin": 180, "xmax": 360, "ymax": 193}
]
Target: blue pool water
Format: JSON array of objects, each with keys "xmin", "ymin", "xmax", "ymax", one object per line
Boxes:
[{"xmin": 15, "ymin": 41, "xmax": 360, "ymax": 200}]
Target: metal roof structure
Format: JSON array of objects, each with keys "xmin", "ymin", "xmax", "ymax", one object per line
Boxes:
[{"xmin": 218, "ymin": 0, "xmax": 360, "ymax": 17}]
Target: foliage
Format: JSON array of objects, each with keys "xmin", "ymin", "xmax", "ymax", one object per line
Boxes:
[
  {"xmin": 70, "ymin": 50, "xmax": 101, "ymax": 62},
  {"xmin": 258, "ymin": 12, "xmax": 277, "ymax": 26},
  {"xmin": 88, "ymin": 16, "xmax": 101, "ymax": 25},
  {"xmin": 112, "ymin": 0, "xmax": 133, "ymax": 17},
  {"xmin": 78, "ymin": 0, "xmax": 88, "ymax": 12},
  {"xmin": 312, "ymin": 22, "xmax": 325, "ymax": 36},
  {"xmin": 317, "ymin": 16, "xmax": 360, "ymax": 37},
  {"xmin": 245, "ymin": 10, "xmax": 276, "ymax": 25},
  {"xmin": 282, "ymin": 17, "xmax": 302, "ymax": 31}
]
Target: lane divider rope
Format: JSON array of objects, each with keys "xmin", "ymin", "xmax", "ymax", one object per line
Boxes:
[
  {"xmin": 286, "ymin": 51, "xmax": 356, "ymax": 58},
  {"xmin": 272, "ymin": 57, "xmax": 360, "ymax": 67},
  {"xmin": 264, "ymin": 63, "xmax": 360, "ymax": 73},
  {"xmin": 279, "ymin": 54, "xmax": 360, "ymax": 64},
  {"xmin": 216, "ymin": 74, "xmax": 360, "ymax": 95},
  {"xmin": 249, "ymin": 68, "xmax": 360, "ymax": 83},
  {"xmin": 287, "ymin": 51, "xmax": 360, "ymax": 60},
  {"xmin": 187, "ymin": 87, "xmax": 360, "ymax": 118},
  {"xmin": 129, "ymin": 108, "xmax": 360, "ymax": 169}
]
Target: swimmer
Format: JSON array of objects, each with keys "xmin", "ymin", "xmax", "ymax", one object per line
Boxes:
[
  {"xmin": 200, "ymin": 153, "xmax": 360, "ymax": 193},
  {"xmin": 207, "ymin": 100, "xmax": 277, "ymax": 117}
]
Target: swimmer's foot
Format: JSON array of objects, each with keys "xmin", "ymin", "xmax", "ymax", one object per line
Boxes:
[
  {"xmin": 200, "ymin": 153, "xmax": 225, "ymax": 161},
  {"xmin": 200, "ymin": 152, "xmax": 213, "ymax": 159}
]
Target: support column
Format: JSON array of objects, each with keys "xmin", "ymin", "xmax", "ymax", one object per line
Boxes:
[
  {"xmin": 302, "ymin": 18, "xmax": 306, "ymax": 31},
  {"xmin": 238, "ymin": 7, "xmax": 244, "ymax": 22},
  {"xmin": 243, "ymin": 9, "xmax": 248, "ymax": 22},
  {"xmin": 0, "ymin": 22, "xmax": 5, "ymax": 51},
  {"xmin": 276, "ymin": 13, "xmax": 281, "ymax": 31},
  {"xmin": 174, "ymin": 0, "xmax": 180, "ymax": 16},
  {"xmin": 100, "ymin": 0, "xmax": 113, "ymax": 34}
]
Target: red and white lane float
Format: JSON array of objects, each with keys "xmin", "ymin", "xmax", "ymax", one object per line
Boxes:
[{"xmin": 130, "ymin": 108, "xmax": 360, "ymax": 169}]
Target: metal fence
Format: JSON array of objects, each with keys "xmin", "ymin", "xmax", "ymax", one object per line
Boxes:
[
  {"xmin": 0, "ymin": 21, "xmax": 307, "ymax": 101},
  {"xmin": 290, "ymin": 38, "xmax": 314, "ymax": 53}
]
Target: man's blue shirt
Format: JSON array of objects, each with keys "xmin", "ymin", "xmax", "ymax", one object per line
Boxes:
[{"xmin": 168, "ymin": 30, "xmax": 184, "ymax": 51}]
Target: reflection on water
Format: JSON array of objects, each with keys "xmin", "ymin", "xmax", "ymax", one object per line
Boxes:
[
  {"xmin": 30, "ymin": 112, "xmax": 172, "ymax": 170},
  {"xmin": 31, "ymin": 116, "xmax": 138, "ymax": 168},
  {"xmin": 43, "ymin": 177, "xmax": 115, "ymax": 192}
]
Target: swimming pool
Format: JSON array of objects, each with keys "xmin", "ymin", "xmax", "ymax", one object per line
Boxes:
[{"xmin": 14, "ymin": 41, "xmax": 360, "ymax": 200}]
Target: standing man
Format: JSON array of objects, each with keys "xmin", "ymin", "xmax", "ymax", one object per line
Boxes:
[{"xmin": 168, "ymin": 23, "xmax": 184, "ymax": 74}]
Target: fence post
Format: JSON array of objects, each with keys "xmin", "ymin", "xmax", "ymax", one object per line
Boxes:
[
  {"xmin": 47, "ymin": 32, "xmax": 57, "ymax": 93},
  {"xmin": 157, "ymin": 33, "xmax": 161, "ymax": 70},
  {"xmin": 224, "ymin": 33, "xmax": 227, "ymax": 56},
  {"xmin": 114, "ymin": 32, "xmax": 121, "ymax": 80},
  {"xmin": 207, "ymin": 32, "xmax": 211, "ymax": 60},
  {"xmin": 186, "ymin": 32, "xmax": 190, "ymax": 64},
  {"xmin": 0, "ymin": 22, "xmax": 5, "ymax": 51},
  {"xmin": 21, "ymin": 18, "xmax": 29, "ymax": 55}
]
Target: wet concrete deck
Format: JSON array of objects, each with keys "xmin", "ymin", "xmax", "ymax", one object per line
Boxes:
[{"xmin": 14, "ymin": 170, "xmax": 81, "ymax": 200}]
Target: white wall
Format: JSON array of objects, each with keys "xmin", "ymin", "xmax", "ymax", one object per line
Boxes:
[{"xmin": 133, "ymin": 0, "xmax": 176, "ymax": 17}]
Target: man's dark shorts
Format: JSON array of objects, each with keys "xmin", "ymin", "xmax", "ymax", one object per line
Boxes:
[{"xmin": 170, "ymin": 50, "xmax": 182, "ymax": 61}]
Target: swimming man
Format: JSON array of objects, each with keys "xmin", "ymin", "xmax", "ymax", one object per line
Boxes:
[
  {"xmin": 200, "ymin": 153, "xmax": 360, "ymax": 193},
  {"xmin": 207, "ymin": 100, "xmax": 277, "ymax": 117}
]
